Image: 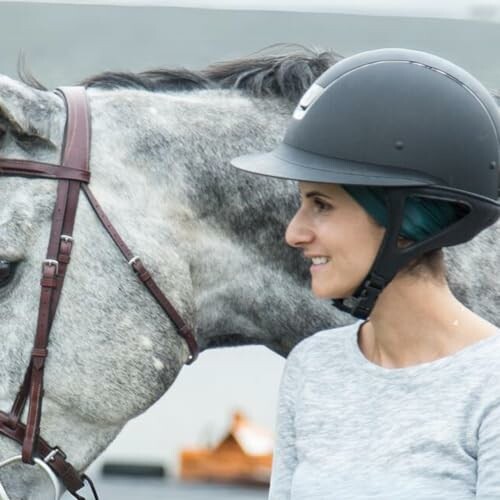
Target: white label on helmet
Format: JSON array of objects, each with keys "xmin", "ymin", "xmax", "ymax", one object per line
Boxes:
[{"xmin": 293, "ymin": 83, "xmax": 325, "ymax": 120}]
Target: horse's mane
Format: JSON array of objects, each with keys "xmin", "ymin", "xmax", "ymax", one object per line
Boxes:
[{"xmin": 19, "ymin": 45, "xmax": 342, "ymax": 102}]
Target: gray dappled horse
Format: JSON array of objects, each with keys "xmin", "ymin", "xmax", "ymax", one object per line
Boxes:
[{"xmin": 0, "ymin": 49, "xmax": 498, "ymax": 498}]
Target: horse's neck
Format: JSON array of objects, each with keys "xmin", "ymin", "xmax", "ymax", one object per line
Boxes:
[{"xmin": 98, "ymin": 88, "xmax": 344, "ymax": 354}]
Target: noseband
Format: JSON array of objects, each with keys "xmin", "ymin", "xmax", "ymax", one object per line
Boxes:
[{"xmin": 0, "ymin": 87, "xmax": 199, "ymax": 499}]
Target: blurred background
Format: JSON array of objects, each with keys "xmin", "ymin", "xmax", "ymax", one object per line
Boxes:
[{"xmin": 0, "ymin": 0, "xmax": 499, "ymax": 498}]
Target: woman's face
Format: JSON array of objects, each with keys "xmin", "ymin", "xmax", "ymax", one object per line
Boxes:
[{"xmin": 285, "ymin": 182, "xmax": 386, "ymax": 299}]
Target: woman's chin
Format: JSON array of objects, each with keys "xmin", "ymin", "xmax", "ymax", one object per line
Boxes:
[
  {"xmin": 311, "ymin": 280, "xmax": 357, "ymax": 300},
  {"xmin": 311, "ymin": 285, "xmax": 339, "ymax": 300}
]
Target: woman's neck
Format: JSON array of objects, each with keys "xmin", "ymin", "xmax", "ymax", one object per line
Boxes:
[{"xmin": 358, "ymin": 273, "xmax": 498, "ymax": 369}]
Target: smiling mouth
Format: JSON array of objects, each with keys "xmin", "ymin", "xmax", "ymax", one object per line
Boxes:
[{"xmin": 310, "ymin": 257, "xmax": 331, "ymax": 266}]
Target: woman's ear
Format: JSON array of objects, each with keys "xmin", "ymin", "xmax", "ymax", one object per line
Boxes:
[
  {"xmin": 397, "ymin": 236, "xmax": 414, "ymax": 249},
  {"xmin": 0, "ymin": 75, "xmax": 64, "ymax": 146}
]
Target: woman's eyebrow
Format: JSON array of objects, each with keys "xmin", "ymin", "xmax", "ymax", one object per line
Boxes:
[{"xmin": 303, "ymin": 190, "xmax": 333, "ymax": 200}]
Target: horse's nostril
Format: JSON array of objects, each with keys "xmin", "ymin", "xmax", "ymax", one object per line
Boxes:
[{"xmin": 0, "ymin": 260, "xmax": 17, "ymax": 288}]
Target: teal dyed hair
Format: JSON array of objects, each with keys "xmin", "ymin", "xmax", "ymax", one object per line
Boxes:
[{"xmin": 342, "ymin": 185, "xmax": 458, "ymax": 242}]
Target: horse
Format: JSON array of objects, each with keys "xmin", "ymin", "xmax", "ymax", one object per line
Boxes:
[{"xmin": 0, "ymin": 48, "xmax": 498, "ymax": 498}]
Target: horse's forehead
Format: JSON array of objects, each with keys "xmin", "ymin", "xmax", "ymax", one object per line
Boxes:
[
  {"xmin": 0, "ymin": 176, "xmax": 53, "ymax": 214},
  {"xmin": 0, "ymin": 178, "xmax": 54, "ymax": 258}
]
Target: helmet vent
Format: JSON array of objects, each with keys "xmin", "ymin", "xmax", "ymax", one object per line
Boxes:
[{"xmin": 293, "ymin": 83, "xmax": 324, "ymax": 120}]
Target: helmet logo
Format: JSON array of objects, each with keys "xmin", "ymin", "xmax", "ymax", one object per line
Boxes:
[{"xmin": 293, "ymin": 83, "xmax": 325, "ymax": 120}]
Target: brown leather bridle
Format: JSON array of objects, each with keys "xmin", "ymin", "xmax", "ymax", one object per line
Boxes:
[{"xmin": 0, "ymin": 87, "xmax": 199, "ymax": 499}]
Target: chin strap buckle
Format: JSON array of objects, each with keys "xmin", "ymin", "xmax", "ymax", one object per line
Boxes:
[{"xmin": 332, "ymin": 273, "xmax": 387, "ymax": 319}]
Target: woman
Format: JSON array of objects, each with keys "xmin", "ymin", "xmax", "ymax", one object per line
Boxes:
[{"xmin": 231, "ymin": 49, "xmax": 500, "ymax": 498}]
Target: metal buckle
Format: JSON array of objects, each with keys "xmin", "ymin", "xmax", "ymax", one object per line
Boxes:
[
  {"xmin": 44, "ymin": 447, "xmax": 65, "ymax": 464},
  {"xmin": 128, "ymin": 256, "xmax": 140, "ymax": 266},
  {"xmin": 42, "ymin": 259, "xmax": 59, "ymax": 275},
  {"xmin": 60, "ymin": 235, "xmax": 74, "ymax": 243}
]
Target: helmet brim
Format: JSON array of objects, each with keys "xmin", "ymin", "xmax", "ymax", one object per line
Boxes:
[{"xmin": 231, "ymin": 143, "xmax": 441, "ymax": 187}]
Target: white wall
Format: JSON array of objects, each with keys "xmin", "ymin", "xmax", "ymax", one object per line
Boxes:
[{"xmin": 4, "ymin": 0, "xmax": 500, "ymax": 22}]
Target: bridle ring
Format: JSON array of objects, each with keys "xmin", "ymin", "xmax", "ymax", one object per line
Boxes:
[{"xmin": 0, "ymin": 455, "xmax": 62, "ymax": 500}]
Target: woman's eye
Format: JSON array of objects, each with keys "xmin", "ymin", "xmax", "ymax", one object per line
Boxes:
[
  {"xmin": 0, "ymin": 260, "xmax": 17, "ymax": 288},
  {"xmin": 313, "ymin": 198, "xmax": 331, "ymax": 212}
]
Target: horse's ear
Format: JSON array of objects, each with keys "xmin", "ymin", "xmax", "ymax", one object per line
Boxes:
[{"xmin": 0, "ymin": 75, "xmax": 63, "ymax": 145}]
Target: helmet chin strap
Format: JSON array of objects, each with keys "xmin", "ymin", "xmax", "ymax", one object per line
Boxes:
[
  {"xmin": 332, "ymin": 188, "xmax": 407, "ymax": 319},
  {"xmin": 332, "ymin": 272, "xmax": 388, "ymax": 320},
  {"xmin": 331, "ymin": 186, "xmax": 500, "ymax": 319}
]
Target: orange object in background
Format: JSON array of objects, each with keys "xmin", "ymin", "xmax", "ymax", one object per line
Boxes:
[{"xmin": 179, "ymin": 411, "xmax": 273, "ymax": 485}]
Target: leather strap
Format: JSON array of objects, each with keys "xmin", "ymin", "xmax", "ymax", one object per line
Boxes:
[
  {"xmin": 48, "ymin": 87, "xmax": 92, "ymax": 325},
  {"xmin": 22, "ymin": 87, "xmax": 91, "ymax": 465},
  {"xmin": 0, "ymin": 159, "xmax": 90, "ymax": 182},
  {"xmin": 81, "ymin": 184, "xmax": 199, "ymax": 363},
  {"xmin": 5, "ymin": 364, "xmax": 32, "ymax": 429},
  {"xmin": 0, "ymin": 412, "xmax": 84, "ymax": 493}
]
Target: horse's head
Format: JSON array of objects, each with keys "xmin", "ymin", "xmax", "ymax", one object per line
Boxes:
[{"xmin": 0, "ymin": 76, "xmax": 194, "ymax": 498}]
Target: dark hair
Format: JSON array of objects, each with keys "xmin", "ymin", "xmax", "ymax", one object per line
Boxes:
[
  {"xmin": 391, "ymin": 217, "xmax": 449, "ymax": 281},
  {"xmin": 402, "ymin": 248, "xmax": 447, "ymax": 283},
  {"xmin": 399, "ymin": 202, "xmax": 472, "ymax": 283}
]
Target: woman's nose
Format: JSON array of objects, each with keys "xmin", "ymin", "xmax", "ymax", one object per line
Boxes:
[{"xmin": 285, "ymin": 210, "xmax": 314, "ymax": 248}]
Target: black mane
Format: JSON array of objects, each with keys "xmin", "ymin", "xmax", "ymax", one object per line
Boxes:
[{"xmin": 19, "ymin": 45, "xmax": 342, "ymax": 102}]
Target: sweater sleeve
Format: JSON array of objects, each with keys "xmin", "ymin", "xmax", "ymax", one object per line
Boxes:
[
  {"xmin": 476, "ymin": 381, "xmax": 500, "ymax": 497},
  {"xmin": 268, "ymin": 347, "xmax": 303, "ymax": 500}
]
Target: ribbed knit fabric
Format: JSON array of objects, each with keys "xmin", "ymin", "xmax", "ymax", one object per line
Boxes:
[{"xmin": 269, "ymin": 320, "xmax": 500, "ymax": 499}]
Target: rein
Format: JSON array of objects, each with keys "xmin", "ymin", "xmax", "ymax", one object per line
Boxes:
[{"xmin": 0, "ymin": 87, "xmax": 198, "ymax": 499}]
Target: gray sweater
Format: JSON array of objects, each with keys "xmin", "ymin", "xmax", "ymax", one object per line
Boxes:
[{"xmin": 269, "ymin": 320, "xmax": 500, "ymax": 499}]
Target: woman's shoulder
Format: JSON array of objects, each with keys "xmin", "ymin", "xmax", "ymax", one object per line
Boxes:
[
  {"xmin": 472, "ymin": 327, "xmax": 500, "ymax": 370},
  {"xmin": 286, "ymin": 320, "xmax": 361, "ymax": 365}
]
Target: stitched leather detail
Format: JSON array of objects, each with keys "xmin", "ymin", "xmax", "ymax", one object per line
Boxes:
[
  {"xmin": 31, "ymin": 348, "xmax": 48, "ymax": 358},
  {"xmin": 138, "ymin": 270, "xmax": 152, "ymax": 282},
  {"xmin": 40, "ymin": 277, "xmax": 58, "ymax": 288},
  {"xmin": 58, "ymin": 254, "xmax": 70, "ymax": 264}
]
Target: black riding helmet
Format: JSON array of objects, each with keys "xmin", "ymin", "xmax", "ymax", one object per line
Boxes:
[{"xmin": 231, "ymin": 48, "xmax": 500, "ymax": 319}]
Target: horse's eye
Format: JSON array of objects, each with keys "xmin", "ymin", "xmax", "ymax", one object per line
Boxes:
[{"xmin": 0, "ymin": 260, "xmax": 17, "ymax": 288}]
